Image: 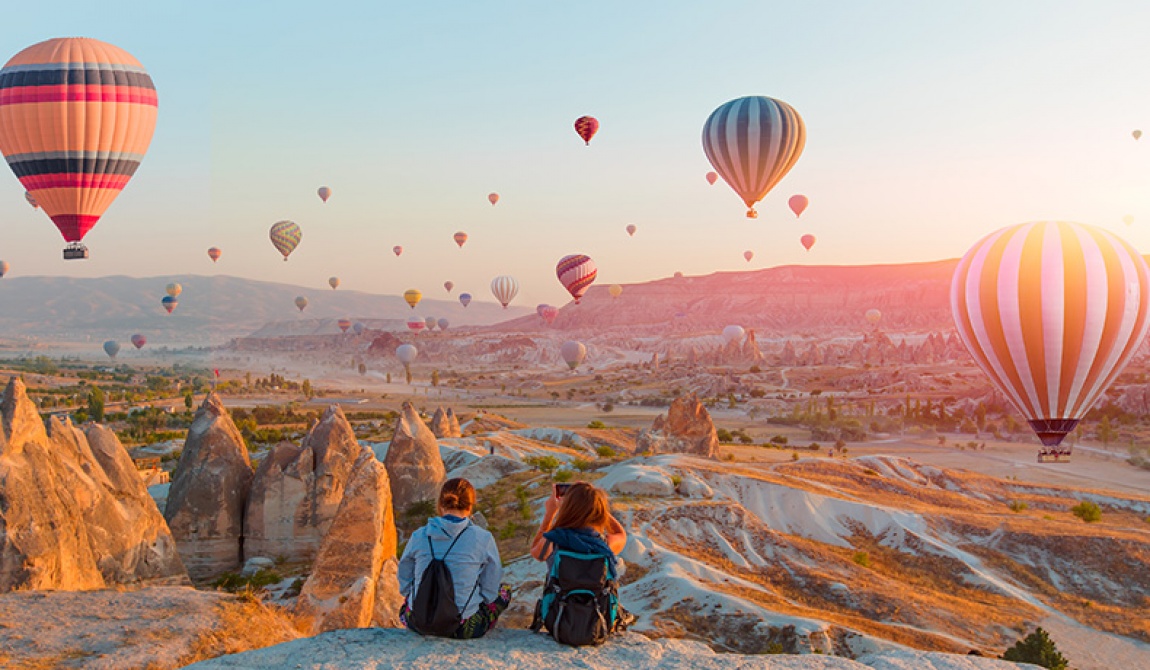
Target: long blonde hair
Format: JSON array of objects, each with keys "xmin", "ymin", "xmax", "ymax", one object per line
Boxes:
[{"xmin": 551, "ymin": 482, "xmax": 610, "ymax": 533}]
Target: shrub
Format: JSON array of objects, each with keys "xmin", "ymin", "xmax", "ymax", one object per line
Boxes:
[
  {"xmin": 863, "ymin": 468, "xmax": 879, "ymax": 476},
  {"xmin": 1070, "ymin": 500, "xmax": 1101, "ymax": 523},
  {"xmin": 852, "ymin": 551, "xmax": 870, "ymax": 568},
  {"xmin": 1008, "ymin": 500, "xmax": 1029, "ymax": 513},
  {"xmin": 1000, "ymin": 627, "xmax": 1068, "ymax": 670},
  {"xmin": 571, "ymin": 458, "xmax": 592, "ymax": 472},
  {"xmin": 212, "ymin": 568, "xmax": 282, "ymax": 593},
  {"xmin": 716, "ymin": 428, "xmax": 733, "ymax": 442},
  {"xmin": 515, "ymin": 485, "xmax": 532, "ymax": 521},
  {"xmin": 587, "ymin": 420, "xmax": 607, "ymax": 429},
  {"xmin": 405, "ymin": 499, "xmax": 437, "ymax": 521},
  {"xmin": 769, "ymin": 435, "xmax": 788, "ymax": 445},
  {"xmin": 524, "ymin": 455, "xmax": 561, "ymax": 474},
  {"xmin": 595, "ymin": 445, "xmax": 616, "ymax": 459},
  {"xmin": 670, "ymin": 474, "xmax": 682, "ymax": 489},
  {"xmin": 791, "ymin": 451, "xmax": 799, "ymax": 461},
  {"xmin": 552, "ymin": 469, "xmax": 573, "ymax": 483}
]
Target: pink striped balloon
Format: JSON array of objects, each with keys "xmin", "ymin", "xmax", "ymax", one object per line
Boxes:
[{"xmin": 556, "ymin": 254, "xmax": 597, "ymax": 304}]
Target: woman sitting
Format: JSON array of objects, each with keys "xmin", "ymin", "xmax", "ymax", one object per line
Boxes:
[{"xmin": 398, "ymin": 478, "xmax": 511, "ymax": 639}]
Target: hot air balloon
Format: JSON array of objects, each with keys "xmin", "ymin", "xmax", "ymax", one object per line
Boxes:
[
  {"xmin": 165, "ymin": 283, "xmax": 182, "ymax": 298},
  {"xmin": 574, "ymin": 116, "xmax": 598, "ymax": 145},
  {"xmin": 425, "ymin": 316, "xmax": 437, "ymax": 330},
  {"xmin": 952, "ymin": 221, "xmax": 1150, "ymax": 455},
  {"xmin": 706, "ymin": 171, "xmax": 718, "ymax": 185},
  {"xmin": 865, "ymin": 308, "xmax": 881, "ymax": 324},
  {"xmin": 673, "ymin": 271, "xmax": 684, "ymax": 279},
  {"xmin": 789, "ymin": 195, "xmax": 809, "ymax": 218},
  {"xmin": 103, "ymin": 340, "xmax": 120, "ymax": 359},
  {"xmin": 801, "ymin": 234, "xmax": 816, "ymax": 251},
  {"xmin": 1123, "ymin": 215, "xmax": 1135, "ymax": 226},
  {"xmin": 722, "ymin": 325, "xmax": 745, "ymax": 344},
  {"xmin": 454, "ymin": 232, "xmax": 468, "ymax": 248},
  {"xmin": 488, "ymin": 193, "xmax": 499, "ymax": 206},
  {"xmin": 560, "ymin": 340, "xmax": 586, "ymax": 370},
  {"xmin": 130, "ymin": 334, "xmax": 146, "ymax": 349},
  {"xmin": 207, "ymin": 247, "xmax": 221, "ymax": 263},
  {"xmin": 626, "ymin": 224, "xmax": 636, "ymax": 237},
  {"xmin": 490, "ymin": 275, "xmax": 519, "ymax": 308},
  {"xmin": 270, "ymin": 221, "xmax": 302, "ymax": 260},
  {"xmin": 557, "ymin": 254, "xmax": 597, "ymax": 303},
  {"xmin": 0, "ymin": 38, "xmax": 158, "ymax": 259},
  {"xmin": 337, "ymin": 319, "xmax": 351, "ymax": 333},
  {"xmin": 393, "ymin": 246, "xmax": 403, "ymax": 257},
  {"xmin": 396, "ymin": 343, "xmax": 418, "ymax": 383},
  {"xmin": 329, "ymin": 276, "xmax": 340, "ymax": 290},
  {"xmin": 406, "ymin": 317, "xmax": 425, "ymax": 333},
  {"xmin": 459, "ymin": 293, "xmax": 472, "ymax": 308},
  {"xmin": 536, "ymin": 304, "xmax": 547, "ymax": 317},
  {"xmin": 437, "ymin": 318, "xmax": 449, "ymax": 331},
  {"xmin": 0, "ymin": 261, "xmax": 9, "ymax": 277},
  {"xmin": 295, "ymin": 296, "xmax": 308, "ymax": 312},
  {"xmin": 608, "ymin": 284, "xmax": 623, "ymax": 299},
  {"xmin": 353, "ymin": 322, "xmax": 365, "ymax": 335},
  {"xmin": 744, "ymin": 250, "xmax": 753, "ymax": 262},
  {"xmin": 702, "ymin": 96, "xmax": 806, "ymax": 218},
  {"xmin": 24, "ymin": 191, "xmax": 37, "ymax": 208},
  {"xmin": 444, "ymin": 281, "xmax": 454, "ymax": 293},
  {"xmin": 541, "ymin": 305, "xmax": 559, "ymax": 325},
  {"xmin": 317, "ymin": 186, "xmax": 331, "ymax": 202},
  {"xmin": 1134, "ymin": 130, "xmax": 1142, "ymax": 140},
  {"xmin": 404, "ymin": 289, "xmax": 422, "ymax": 309},
  {"xmin": 161, "ymin": 296, "xmax": 178, "ymax": 314}
]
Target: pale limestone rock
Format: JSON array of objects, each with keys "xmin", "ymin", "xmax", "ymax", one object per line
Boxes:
[
  {"xmin": 429, "ymin": 406, "xmax": 462, "ymax": 439},
  {"xmin": 636, "ymin": 393, "xmax": 719, "ymax": 459},
  {"xmin": 383, "ymin": 402, "xmax": 445, "ymax": 513},
  {"xmin": 599, "ymin": 463, "xmax": 675, "ymax": 497}
]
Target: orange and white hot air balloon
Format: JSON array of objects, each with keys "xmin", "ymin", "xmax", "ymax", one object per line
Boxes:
[
  {"xmin": 207, "ymin": 247, "xmax": 221, "ymax": 263},
  {"xmin": 454, "ymin": 232, "xmax": 468, "ymax": 248},
  {"xmin": 951, "ymin": 221, "xmax": 1150, "ymax": 449},
  {"xmin": 0, "ymin": 38, "xmax": 159, "ymax": 259}
]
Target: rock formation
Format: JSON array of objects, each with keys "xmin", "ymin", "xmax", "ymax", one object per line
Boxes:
[
  {"xmin": 165, "ymin": 393, "xmax": 253, "ymax": 581},
  {"xmin": 636, "ymin": 393, "xmax": 719, "ymax": 458},
  {"xmin": 244, "ymin": 405, "xmax": 361, "ymax": 563},
  {"xmin": 295, "ymin": 448, "xmax": 402, "ymax": 633},
  {"xmin": 0, "ymin": 377, "xmax": 188, "ymax": 592},
  {"xmin": 383, "ymin": 402, "xmax": 445, "ymax": 512},
  {"xmin": 446, "ymin": 408, "xmax": 462, "ymax": 436},
  {"xmin": 429, "ymin": 406, "xmax": 462, "ymax": 439}
]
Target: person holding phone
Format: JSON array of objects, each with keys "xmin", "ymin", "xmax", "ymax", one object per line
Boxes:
[{"xmin": 530, "ymin": 481, "xmax": 627, "ymax": 573}]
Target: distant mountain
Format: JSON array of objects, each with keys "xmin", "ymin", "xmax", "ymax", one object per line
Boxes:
[{"xmin": 0, "ymin": 275, "xmax": 528, "ymax": 346}]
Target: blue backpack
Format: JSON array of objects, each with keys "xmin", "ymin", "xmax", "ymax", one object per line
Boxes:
[{"xmin": 530, "ymin": 550, "xmax": 621, "ymax": 646}]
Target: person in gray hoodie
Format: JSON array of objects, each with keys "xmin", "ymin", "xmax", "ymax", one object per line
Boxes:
[{"xmin": 398, "ymin": 478, "xmax": 511, "ymax": 638}]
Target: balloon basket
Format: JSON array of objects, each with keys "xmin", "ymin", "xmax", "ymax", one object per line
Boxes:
[
  {"xmin": 63, "ymin": 244, "xmax": 89, "ymax": 260},
  {"xmin": 746, "ymin": 209, "xmax": 758, "ymax": 219},
  {"xmin": 1037, "ymin": 449, "xmax": 1072, "ymax": 464}
]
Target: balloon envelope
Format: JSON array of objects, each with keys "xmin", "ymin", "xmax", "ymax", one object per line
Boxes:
[
  {"xmin": 557, "ymin": 254, "xmax": 597, "ymax": 303},
  {"xmin": 165, "ymin": 283, "xmax": 182, "ymax": 298},
  {"xmin": 560, "ymin": 340, "xmax": 586, "ymax": 370},
  {"xmin": 744, "ymin": 250, "xmax": 753, "ymax": 262},
  {"xmin": 24, "ymin": 191, "xmax": 37, "ymax": 208},
  {"xmin": 459, "ymin": 293, "xmax": 472, "ymax": 307},
  {"xmin": 1135, "ymin": 130, "xmax": 1142, "ymax": 140},
  {"xmin": 406, "ymin": 318, "xmax": 425, "ymax": 332},
  {"xmin": 444, "ymin": 281, "xmax": 454, "ymax": 293},
  {"xmin": 270, "ymin": 220, "xmax": 302, "ymax": 260},
  {"xmin": 865, "ymin": 308, "xmax": 881, "ymax": 324},
  {"xmin": 295, "ymin": 296, "xmax": 308, "ymax": 312},
  {"xmin": 625, "ymin": 224, "xmax": 636, "ymax": 237},
  {"xmin": 317, "ymin": 186, "xmax": 331, "ymax": 202},
  {"xmin": 951, "ymin": 221, "xmax": 1150, "ymax": 447},
  {"xmin": 706, "ymin": 171, "xmax": 718, "ymax": 185},
  {"xmin": 541, "ymin": 305, "xmax": 559, "ymax": 325},
  {"xmin": 404, "ymin": 289, "xmax": 422, "ymax": 309},
  {"xmin": 161, "ymin": 295, "xmax": 178, "ymax": 314},
  {"xmin": 207, "ymin": 247, "xmax": 221, "ymax": 263},
  {"xmin": 437, "ymin": 318, "xmax": 449, "ymax": 331},
  {"xmin": 337, "ymin": 319, "xmax": 351, "ymax": 333},
  {"xmin": 789, "ymin": 194, "xmax": 809, "ymax": 218},
  {"xmin": 608, "ymin": 284, "xmax": 623, "ymax": 299},
  {"xmin": 490, "ymin": 275, "xmax": 519, "ymax": 308},
  {"xmin": 702, "ymin": 96, "xmax": 805, "ymax": 218},
  {"xmin": 328, "ymin": 276, "xmax": 340, "ymax": 290},
  {"xmin": 353, "ymin": 322, "xmax": 366, "ymax": 335},
  {"xmin": 396, "ymin": 343, "xmax": 418, "ymax": 365},
  {"xmin": 488, "ymin": 193, "xmax": 499, "ymax": 206},
  {"xmin": 574, "ymin": 116, "xmax": 599, "ymax": 145},
  {"xmin": 723, "ymin": 325, "xmax": 745, "ymax": 344},
  {"xmin": 130, "ymin": 334, "xmax": 146, "ymax": 349},
  {"xmin": 393, "ymin": 245, "xmax": 403, "ymax": 256},
  {"xmin": 103, "ymin": 340, "xmax": 120, "ymax": 359},
  {"xmin": 801, "ymin": 234, "xmax": 816, "ymax": 251},
  {"xmin": 424, "ymin": 316, "xmax": 437, "ymax": 330},
  {"xmin": 0, "ymin": 261, "xmax": 9, "ymax": 277},
  {"xmin": 1123, "ymin": 215, "xmax": 1135, "ymax": 226},
  {"xmin": 454, "ymin": 232, "xmax": 468, "ymax": 248}
]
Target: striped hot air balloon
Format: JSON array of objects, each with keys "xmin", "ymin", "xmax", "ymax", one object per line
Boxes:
[
  {"xmin": 490, "ymin": 275, "xmax": 519, "ymax": 309},
  {"xmin": 0, "ymin": 38, "xmax": 159, "ymax": 259},
  {"xmin": 574, "ymin": 116, "xmax": 599, "ymax": 145},
  {"xmin": 130, "ymin": 334, "xmax": 146, "ymax": 349},
  {"xmin": 270, "ymin": 220, "xmax": 301, "ymax": 260},
  {"xmin": 317, "ymin": 186, "xmax": 331, "ymax": 202},
  {"xmin": 702, "ymin": 96, "xmax": 805, "ymax": 218},
  {"xmin": 337, "ymin": 319, "xmax": 352, "ymax": 333},
  {"xmin": 556, "ymin": 254, "xmax": 597, "ymax": 303},
  {"xmin": 454, "ymin": 232, "xmax": 468, "ymax": 248},
  {"xmin": 951, "ymin": 221, "xmax": 1150, "ymax": 451},
  {"xmin": 207, "ymin": 247, "xmax": 221, "ymax": 263}
]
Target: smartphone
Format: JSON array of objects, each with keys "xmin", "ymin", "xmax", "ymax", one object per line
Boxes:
[{"xmin": 554, "ymin": 482, "xmax": 573, "ymax": 498}]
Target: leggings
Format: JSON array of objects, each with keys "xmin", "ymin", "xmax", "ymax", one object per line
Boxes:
[{"xmin": 400, "ymin": 584, "xmax": 513, "ymax": 639}]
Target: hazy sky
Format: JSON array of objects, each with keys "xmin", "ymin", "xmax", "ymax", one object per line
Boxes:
[{"xmin": 3, "ymin": 1, "xmax": 1150, "ymax": 309}]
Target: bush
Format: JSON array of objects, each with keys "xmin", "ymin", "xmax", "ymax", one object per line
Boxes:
[
  {"xmin": 212, "ymin": 568, "xmax": 282, "ymax": 593},
  {"xmin": 587, "ymin": 420, "xmax": 607, "ymax": 429},
  {"xmin": 1000, "ymin": 627, "xmax": 1068, "ymax": 670},
  {"xmin": 595, "ymin": 445, "xmax": 617, "ymax": 459},
  {"xmin": 552, "ymin": 469, "xmax": 573, "ymax": 483},
  {"xmin": 670, "ymin": 474, "xmax": 682, "ymax": 489},
  {"xmin": 524, "ymin": 455, "xmax": 561, "ymax": 474},
  {"xmin": 405, "ymin": 499, "xmax": 437, "ymax": 521},
  {"xmin": 769, "ymin": 435, "xmax": 788, "ymax": 445},
  {"xmin": 572, "ymin": 458, "xmax": 592, "ymax": 472},
  {"xmin": 1070, "ymin": 500, "xmax": 1101, "ymax": 523},
  {"xmin": 852, "ymin": 551, "xmax": 870, "ymax": 568},
  {"xmin": 716, "ymin": 428, "xmax": 733, "ymax": 442},
  {"xmin": 1008, "ymin": 500, "xmax": 1029, "ymax": 513}
]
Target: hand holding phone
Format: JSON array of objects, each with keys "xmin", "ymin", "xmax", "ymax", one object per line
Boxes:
[{"xmin": 554, "ymin": 482, "xmax": 573, "ymax": 498}]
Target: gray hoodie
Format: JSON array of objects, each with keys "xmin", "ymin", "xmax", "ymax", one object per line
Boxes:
[{"xmin": 398, "ymin": 516, "xmax": 503, "ymax": 621}]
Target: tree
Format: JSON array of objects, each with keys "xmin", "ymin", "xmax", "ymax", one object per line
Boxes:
[
  {"xmin": 1098, "ymin": 416, "xmax": 1117, "ymax": 446},
  {"xmin": 302, "ymin": 379, "xmax": 313, "ymax": 399},
  {"xmin": 431, "ymin": 370, "xmax": 439, "ymax": 387},
  {"xmin": 1001, "ymin": 628, "xmax": 1068, "ymax": 670},
  {"xmin": 184, "ymin": 391, "xmax": 194, "ymax": 411},
  {"xmin": 87, "ymin": 386, "xmax": 105, "ymax": 423}
]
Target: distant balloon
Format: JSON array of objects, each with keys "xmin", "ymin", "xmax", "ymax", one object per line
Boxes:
[
  {"xmin": 396, "ymin": 343, "xmax": 418, "ymax": 381},
  {"xmin": 454, "ymin": 232, "xmax": 468, "ymax": 248},
  {"xmin": 789, "ymin": 194, "xmax": 809, "ymax": 218},
  {"xmin": 1123, "ymin": 215, "xmax": 1135, "ymax": 226},
  {"xmin": 490, "ymin": 275, "xmax": 520, "ymax": 309},
  {"xmin": 353, "ymin": 322, "xmax": 366, "ymax": 335},
  {"xmin": 337, "ymin": 319, "xmax": 352, "ymax": 333},
  {"xmin": 743, "ymin": 250, "xmax": 753, "ymax": 262},
  {"xmin": 437, "ymin": 318, "xmax": 449, "ymax": 331},
  {"xmin": 673, "ymin": 271, "xmax": 684, "ymax": 279},
  {"xmin": 625, "ymin": 224, "xmax": 636, "ymax": 237},
  {"xmin": 706, "ymin": 171, "xmax": 718, "ymax": 186},
  {"xmin": 103, "ymin": 340, "xmax": 120, "ymax": 360},
  {"xmin": 161, "ymin": 296, "xmax": 178, "ymax": 314},
  {"xmin": 865, "ymin": 308, "xmax": 882, "ymax": 324},
  {"xmin": 801, "ymin": 234, "xmax": 816, "ymax": 251},
  {"xmin": 425, "ymin": 316, "xmax": 437, "ymax": 330},
  {"xmin": 444, "ymin": 281, "xmax": 454, "ymax": 293},
  {"xmin": 24, "ymin": 191, "xmax": 37, "ymax": 209},
  {"xmin": 0, "ymin": 261, "xmax": 9, "ymax": 277},
  {"xmin": 459, "ymin": 293, "xmax": 472, "ymax": 308},
  {"xmin": 165, "ymin": 283, "xmax": 182, "ymax": 298},
  {"xmin": 541, "ymin": 305, "xmax": 559, "ymax": 325},
  {"xmin": 488, "ymin": 193, "xmax": 499, "ymax": 206},
  {"xmin": 556, "ymin": 254, "xmax": 597, "ymax": 303},
  {"xmin": 404, "ymin": 289, "xmax": 422, "ymax": 309},
  {"xmin": 207, "ymin": 247, "xmax": 221, "ymax": 263},
  {"xmin": 270, "ymin": 221, "xmax": 302, "ymax": 260},
  {"xmin": 393, "ymin": 245, "xmax": 403, "ymax": 257},
  {"xmin": 608, "ymin": 284, "xmax": 623, "ymax": 299},
  {"xmin": 702, "ymin": 96, "xmax": 806, "ymax": 218},
  {"xmin": 406, "ymin": 317, "xmax": 425, "ymax": 333},
  {"xmin": 574, "ymin": 116, "xmax": 599, "ymax": 145},
  {"xmin": 317, "ymin": 186, "xmax": 331, "ymax": 202},
  {"xmin": 722, "ymin": 325, "xmax": 745, "ymax": 344},
  {"xmin": 560, "ymin": 340, "xmax": 586, "ymax": 370},
  {"xmin": 130, "ymin": 334, "xmax": 146, "ymax": 349},
  {"xmin": 295, "ymin": 296, "xmax": 308, "ymax": 312},
  {"xmin": 1134, "ymin": 130, "xmax": 1143, "ymax": 140},
  {"xmin": 329, "ymin": 276, "xmax": 340, "ymax": 290}
]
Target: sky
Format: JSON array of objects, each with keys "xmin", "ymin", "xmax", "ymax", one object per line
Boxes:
[{"xmin": 3, "ymin": 0, "xmax": 1150, "ymax": 310}]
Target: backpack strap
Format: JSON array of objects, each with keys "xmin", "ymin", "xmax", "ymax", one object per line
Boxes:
[{"xmin": 428, "ymin": 522, "xmax": 471, "ymax": 560}]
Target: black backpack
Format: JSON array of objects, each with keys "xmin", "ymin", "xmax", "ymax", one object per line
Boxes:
[
  {"xmin": 408, "ymin": 524, "xmax": 473, "ymax": 636},
  {"xmin": 530, "ymin": 550, "xmax": 621, "ymax": 646}
]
